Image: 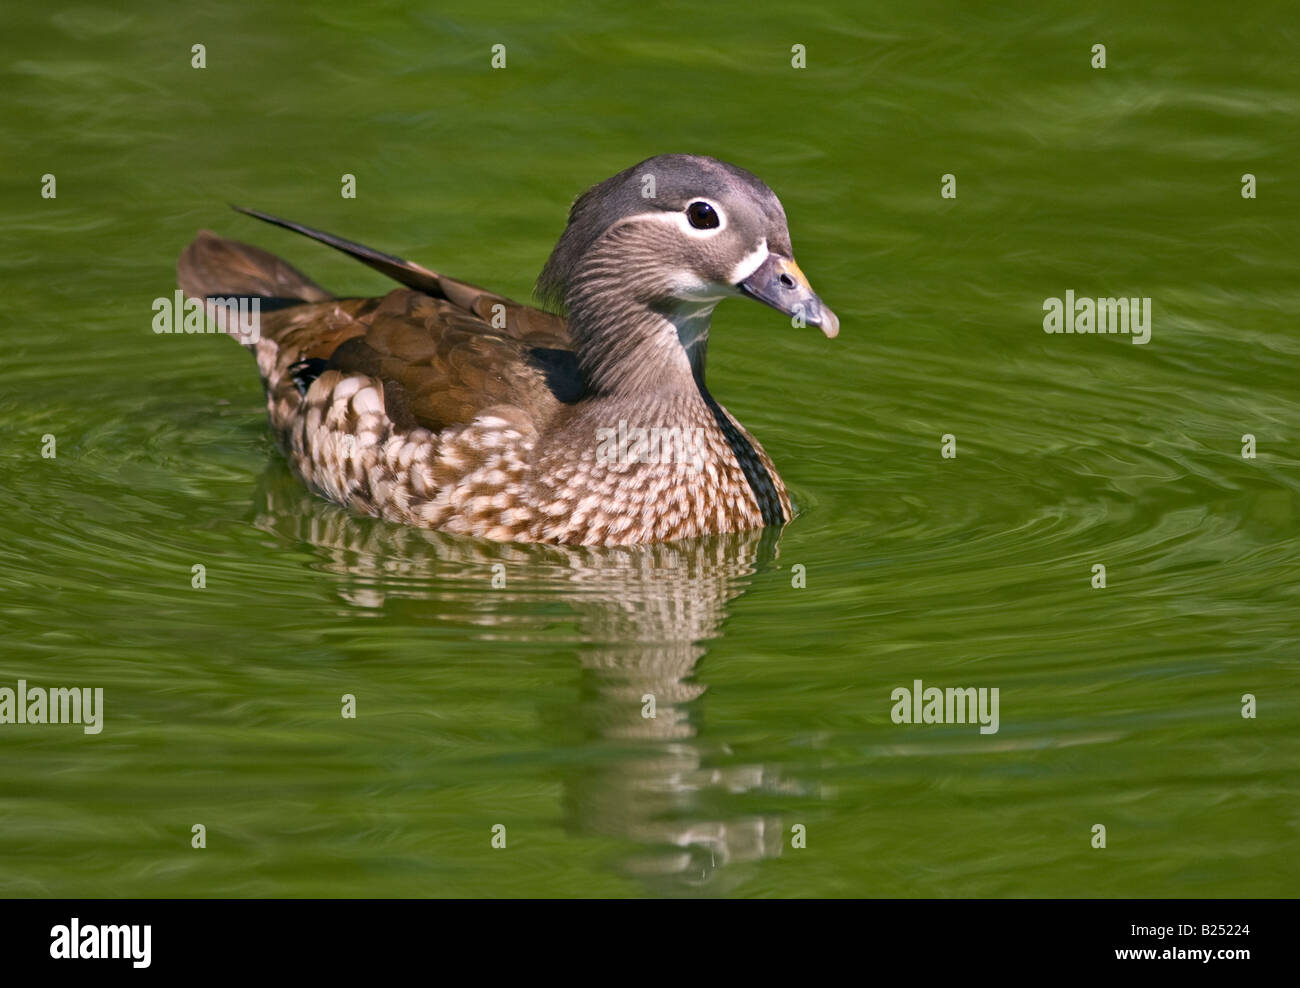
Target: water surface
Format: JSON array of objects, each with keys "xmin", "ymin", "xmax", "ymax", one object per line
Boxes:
[{"xmin": 1, "ymin": 0, "xmax": 1296, "ymax": 896}]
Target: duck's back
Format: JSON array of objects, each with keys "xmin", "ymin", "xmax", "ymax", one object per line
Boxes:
[{"xmin": 179, "ymin": 231, "xmax": 591, "ymax": 538}]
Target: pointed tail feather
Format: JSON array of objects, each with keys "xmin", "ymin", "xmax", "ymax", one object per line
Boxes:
[{"xmin": 230, "ymin": 206, "xmax": 449, "ymax": 299}]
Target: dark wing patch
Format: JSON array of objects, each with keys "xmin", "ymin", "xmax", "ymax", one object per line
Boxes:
[
  {"xmin": 528, "ymin": 348, "xmax": 586, "ymax": 404},
  {"xmin": 289, "ymin": 357, "xmax": 331, "ymax": 396}
]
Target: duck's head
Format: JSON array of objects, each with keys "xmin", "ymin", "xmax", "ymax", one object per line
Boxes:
[{"xmin": 538, "ymin": 155, "xmax": 838, "ymax": 390}]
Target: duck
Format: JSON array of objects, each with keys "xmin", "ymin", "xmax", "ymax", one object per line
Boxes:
[{"xmin": 178, "ymin": 153, "xmax": 838, "ymax": 546}]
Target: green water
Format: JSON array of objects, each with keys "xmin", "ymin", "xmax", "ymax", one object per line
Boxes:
[{"xmin": 1, "ymin": 1, "xmax": 1297, "ymax": 897}]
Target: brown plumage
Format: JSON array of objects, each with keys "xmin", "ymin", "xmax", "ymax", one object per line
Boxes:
[{"xmin": 178, "ymin": 154, "xmax": 838, "ymax": 546}]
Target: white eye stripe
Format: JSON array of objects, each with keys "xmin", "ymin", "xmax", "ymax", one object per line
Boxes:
[
  {"xmin": 728, "ymin": 238, "xmax": 769, "ymax": 284},
  {"xmin": 614, "ymin": 197, "xmax": 728, "ymax": 238}
]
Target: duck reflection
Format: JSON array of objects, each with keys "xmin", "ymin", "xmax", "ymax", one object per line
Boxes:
[{"xmin": 253, "ymin": 461, "xmax": 805, "ymax": 893}]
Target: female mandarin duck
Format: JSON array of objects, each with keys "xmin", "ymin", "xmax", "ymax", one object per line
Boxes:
[{"xmin": 179, "ymin": 154, "xmax": 838, "ymax": 546}]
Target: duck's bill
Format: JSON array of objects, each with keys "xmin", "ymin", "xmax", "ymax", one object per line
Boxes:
[{"xmin": 738, "ymin": 254, "xmax": 839, "ymax": 339}]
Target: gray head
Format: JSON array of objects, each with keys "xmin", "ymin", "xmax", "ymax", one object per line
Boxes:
[{"xmin": 536, "ymin": 154, "xmax": 837, "ymax": 393}]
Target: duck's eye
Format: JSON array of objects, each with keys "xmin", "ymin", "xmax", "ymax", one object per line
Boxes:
[{"xmin": 685, "ymin": 201, "xmax": 720, "ymax": 230}]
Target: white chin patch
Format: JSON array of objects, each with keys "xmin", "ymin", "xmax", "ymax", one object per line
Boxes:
[
  {"xmin": 729, "ymin": 238, "xmax": 769, "ymax": 284},
  {"xmin": 667, "ymin": 271, "xmax": 725, "ymax": 301}
]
